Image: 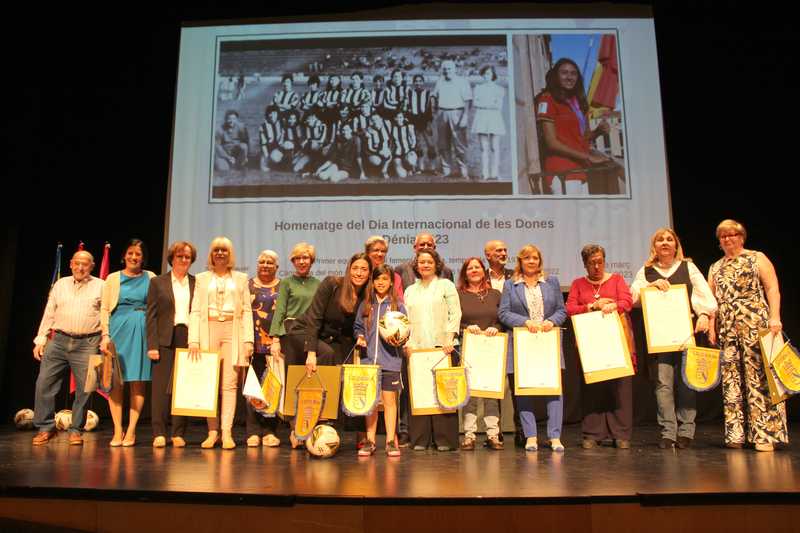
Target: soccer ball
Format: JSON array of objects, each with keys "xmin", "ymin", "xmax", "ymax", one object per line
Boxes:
[
  {"xmin": 378, "ymin": 311, "xmax": 411, "ymax": 347},
  {"xmin": 55, "ymin": 409, "xmax": 72, "ymax": 431},
  {"xmin": 305, "ymin": 424, "xmax": 340, "ymax": 458},
  {"xmin": 84, "ymin": 410, "xmax": 99, "ymax": 431},
  {"xmin": 14, "ymin": 408, "xmax": 34, "ymax": 430}
]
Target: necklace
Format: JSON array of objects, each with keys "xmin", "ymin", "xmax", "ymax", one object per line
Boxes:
[{"xmin": 587, "ymin": 277, "xmax": 604, "ymax": 300}]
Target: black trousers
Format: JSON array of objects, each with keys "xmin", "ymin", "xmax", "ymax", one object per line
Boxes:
[
  {"xmin": 409, "ymin": 412, "xmax": 459, "ymax": 450},
  {"xmin": 581, "ymin": 375, "xmax": 633, "ymax": 441},
  {"xmin": 245, "ymin": 352, "xmax": 280, "ymax": 437},
  {"xmin": 283, "ymin": 333, "xmax": 355, "ymax": 434},
  {"xmin": 151, "ymin": 325, "xmax": 188, "ymax": 438}
]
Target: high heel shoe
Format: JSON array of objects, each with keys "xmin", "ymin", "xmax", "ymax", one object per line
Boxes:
[
  {"xmin": 222, "ymin": 431, "xmax": 236, "ymax": 450},
  {"xmin": 201, "ymin": 431, "xmax": 220, "ymax": 449},
  {"xmin": 122, "ymin": 433, "xmax": 136, "ymax": 447},
  {"xmin": 110, "ymin": 432, "xmax": 125, "ymax": 447}
]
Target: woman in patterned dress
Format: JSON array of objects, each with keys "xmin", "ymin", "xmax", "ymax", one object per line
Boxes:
[
  {"xmin": 246, "ymin": 250, "xmax": 282, "ymax": 447},
  {"xmin": 708, "ymin": 219, "xmax": 787, "ymax": 451}
]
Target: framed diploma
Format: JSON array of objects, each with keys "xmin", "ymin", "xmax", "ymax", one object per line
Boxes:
[
  {"xmin": 171, "ymin": 349, "xmax": 221, "ymax": 417},
  {"xmin": 758, "ymin": 330, "xmax": 791, "ymax": 405},
  {"xmin": 640, "ymin": 284, "xmax": 695, "ymax": 354},
  {"xmin": 513, "ymin": 327, "xmax": 562, "ymax": 396},
  {"xmin": 281, "ymin": 365, "xmax": 342, "ymax": 419},
  {"xmin": 571, "ymin": 311, "xmax": 634, "ymax": 384},
  {"xmin": 408, "ymin": 348, "xmax": 456, "ymax": 415},
  {"xmin": 461, "ymin": 331, "xmax": 507, "ymax": 399}
]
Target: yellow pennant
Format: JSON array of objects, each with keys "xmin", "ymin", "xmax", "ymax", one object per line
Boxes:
[
  {"xmin": 434, "ymin": 366, "xmax": 470, "ymax": 409},
  {"xmin": 261, "ymin": 368, "xmax": 283, "ymax": 416},
  {"xmin": 294, "ymin": 386, "xmax": 325, "ymax": 440},
  {"xmin": 772, "ymin": 344, "xmax": 800, "ymax": 393},
  {"xmin": 681, "ymin": 346, "xmax": 721, "ymax": 392},
  {"xmin": 341, "ymin": 364, "xmax": 380, "ymax": 416}
]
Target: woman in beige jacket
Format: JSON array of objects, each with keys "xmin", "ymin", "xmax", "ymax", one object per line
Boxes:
[
  {"xmin": 100, "ymin": 239, "xmax": 156, "ymax": 447},
  {"xmin": 189, "ymin": 237, "xmax": 254, "ymax": 449}
]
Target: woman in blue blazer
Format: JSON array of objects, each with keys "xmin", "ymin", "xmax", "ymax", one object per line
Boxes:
[{"xmin": 498, "ymin": 244, "xmax": 567, "ymax": 452}]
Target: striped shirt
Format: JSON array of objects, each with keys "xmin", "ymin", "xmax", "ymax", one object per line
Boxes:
[
  {"xmin": 304, "ymin": 121, "xmax": 328, "ymax": 148},
  {"xmin": 370, "ymin": 88, "xmax": 386, "ymax": 110},
  {"xmin": 323, "ymin": 89, "xmax": 344, "ymax": 109},
  {"xmin": 273, "ymin": 90, "xmax": 300, "ymax": 112},
  {"xmin": 34, "ymin": 276, "xmax": 104, "ymax": 345},
  {"xmin": 408, "ymin": 88, "xmax": 434, "ymax": 119},
  {"xmin": 342, "ymin": 87, "xmax": 371, "ymax": 108},
  {"xmin": 280, "ymin": 125, "xmax": 304, "ymax": 151},
  {"xmin": 390, "ymin": 123, "xmax": 417, "ymax": 156},
  {"xmin": 301, "ymin": 90, "xmax": 323, "ymax": 112},
  {"xmin": 350, "ymin": 114, "xmax": 372, "ymax": 136},
  {"xmin": 259, "ymin": 120, "xmax": 282, "ymax": 148},
  {"xmin": 382, "ymin": 84, "xmax": 407, "ymax": 112},
  {"xmin": 328, "ymin": 119, "xmax": 350, "ymax": 144},
  {"xmin": 365, "ymin": 125, "xmax": 391, "ymax": 155}
]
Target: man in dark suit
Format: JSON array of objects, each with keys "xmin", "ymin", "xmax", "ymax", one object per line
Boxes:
[
  {"xmin": 146, "ymin": 241, "xmax": 197, "ymax": 448},
  {"xmin": 396, "ymin": 232, "xmax": 454, "ymax": 290}
]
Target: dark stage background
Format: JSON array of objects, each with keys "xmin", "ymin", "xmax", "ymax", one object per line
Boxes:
[{"xmin": 1, "ymin": 1, "xmax": 797, "ymax": 426}]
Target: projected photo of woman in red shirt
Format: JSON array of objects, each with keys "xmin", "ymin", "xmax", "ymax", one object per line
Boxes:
[{"xmin": 535, "ymin": 58, "xmax": 611, "ymax": 196}]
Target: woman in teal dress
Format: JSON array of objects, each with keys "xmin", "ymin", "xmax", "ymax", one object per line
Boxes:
[{"xmin": 101, "ymin": 239, "xmax": 155, "ymax": 446}]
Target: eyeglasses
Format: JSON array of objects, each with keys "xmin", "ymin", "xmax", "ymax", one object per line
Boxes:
[{"xmin": 719, "ymin": 233, "xmax": 741, "ymax": 240}]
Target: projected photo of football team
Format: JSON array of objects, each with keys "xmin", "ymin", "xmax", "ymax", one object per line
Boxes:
[
  {"xmin": 211, "ymin": 35, "xmax": 512, "ymax": 199},
  {"xmin": 512, "ymin": 33, "xmax": 628, "ymax": 197}
]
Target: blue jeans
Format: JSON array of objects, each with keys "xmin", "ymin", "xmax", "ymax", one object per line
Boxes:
[
  {"xmin": 33, "ymin": 332, "xmax": 97, "ymax": 434},
  {"xmin": 510, "ymin": 373, "xmax": 563, "ymax": 439}
]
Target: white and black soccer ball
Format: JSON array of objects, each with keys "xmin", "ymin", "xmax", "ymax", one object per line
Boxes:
[
  {"xmin": 378, "ymin": 311, "xmax": 411, "ymax": 347},
  {"xmin": 54, "ymin": 409, "xmax": 72, "ymax": 431},
  {"xmin": 84, "ymin": 410, "xmax": 99, "ymax": 431},
  {"xmin": 305, "ymin": 424, "xmax": 340, "ymax": 458},
  {"xmin": 14, "ymin": 408, "xmax": 34, "ymax": 430}
]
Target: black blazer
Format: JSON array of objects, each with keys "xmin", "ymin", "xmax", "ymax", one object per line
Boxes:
[{"xmin": 146, "ymin": 271, "xmax": 196, "ymax": 351}]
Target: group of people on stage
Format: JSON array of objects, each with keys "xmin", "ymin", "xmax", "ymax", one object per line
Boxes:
[
  {"xmin": 215, "ymin": 60, "xmax": 506, "ymax": 182},
  {"xmin": 31, "ymin": 219, "xmax": 788, "ymax": 455}
]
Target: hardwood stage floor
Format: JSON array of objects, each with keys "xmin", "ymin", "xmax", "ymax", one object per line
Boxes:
[{"xmin": 1, "ymin": 422, "xmax": 798, "ymax": 504}]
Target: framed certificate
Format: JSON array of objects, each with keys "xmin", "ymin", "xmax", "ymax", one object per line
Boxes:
[
  {"xmin": 513, "ymin": 327, "xmax": 562, "ymax": 395},
  {"xmin": 462, "ymin": 331, "xmax": 507, "ymax": 399},
  {"xmin": 171, "ymin": 348, "xmax": 221, "ymax": 417},
  {"xmin": 571, "ymin": 311, "xmax": 634, "ymax": 384},
  {"xmin": 759, "ymin": 330, "xmax": 791, "ymax": 405},
  {"xmin": 640, "ymin": 284, "xmax": 695, "ymax": 353},
  {"xmin": 408, "ymin": 348, "xmax": 456, "ymax": 415},
  {"xmin": 281, "ymin": 365, "xmax": 342, "ymax": 419}
]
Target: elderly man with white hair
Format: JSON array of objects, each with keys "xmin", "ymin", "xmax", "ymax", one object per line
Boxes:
[
  {"xmin": 32, "ymin": 250, "xmax": 104, "ymax": 445},
  {"xmin": 432, "ymin": 59, "xmax": 472, "ymax": 178}
]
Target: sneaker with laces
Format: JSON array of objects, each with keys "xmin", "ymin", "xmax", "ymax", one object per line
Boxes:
[
  {"xmin": 386, "ymin": 441, "xmax": 401, "ymax": 457},
  {"xmin": 358, "ymin": 440, "xmax": 377, "ymax": 457}
]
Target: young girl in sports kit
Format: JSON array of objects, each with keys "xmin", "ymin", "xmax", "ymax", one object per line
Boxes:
[{"xmin": 354, "ymin": 265, "xmax": 406, "ymax": 457}]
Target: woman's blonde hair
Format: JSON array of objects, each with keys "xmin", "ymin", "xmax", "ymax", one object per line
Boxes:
[
  {"xmin": 289, "ymin": 242, "xmax": 316, "ymax": 263},
  {"xmin": 715, "ymin": 219, "xmax": 747, "ymax": 242},
  {"xmin": 512, "ymin": 244, "xmax": 544, "ymax": 280},
  {"xmin": 644, "ymin": 227, "xmax": 688, "ymax": 267},
  {"xmin": 206, "ymin": 236, "xmax": 236, "ymax": 270}
]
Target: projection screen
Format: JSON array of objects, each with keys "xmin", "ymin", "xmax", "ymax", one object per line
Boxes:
[{"xmin": 167, "ymin": 12, "xmax": 669, "ymax": 285}]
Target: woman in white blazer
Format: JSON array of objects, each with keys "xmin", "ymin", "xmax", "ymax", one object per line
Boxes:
[{"xmin": 189, "ymin": 237, "xmax": 254, "ymax": 449}]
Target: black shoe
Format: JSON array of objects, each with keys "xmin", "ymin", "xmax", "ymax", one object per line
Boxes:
[
  {"xmin": 659, "ymin": 438, "xmax": 676, "ymax": 449},
  {"xmin": 397, "ymin": 432, "xmax": 410, "ymax": 448},
  {"xmin": 677, "ymin": 437, "xmax": 692, "ymax": 449},
  {"xmin": 514, "ymin": 432, "xmax": 526, "ymax": 448}
]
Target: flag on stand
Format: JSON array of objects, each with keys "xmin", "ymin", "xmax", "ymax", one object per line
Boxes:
[{"xmin": 50, "ymin": 243, "xmax": 63, "ymax": 288}]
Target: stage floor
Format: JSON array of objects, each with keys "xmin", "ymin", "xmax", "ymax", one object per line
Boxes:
[{"xmin": 1, "ymin": 422, "xmax": 798, "ymax": 504}]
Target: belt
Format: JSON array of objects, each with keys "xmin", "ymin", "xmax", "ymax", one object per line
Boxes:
[
  {"xmin": 439, "ymin": 107, "xmax": 464, "ymax": 111},
  {"xmin": 55, "ymin": 330, "xmax": 101, "ymax": 340},
  {"xmin": 210, "ymin": 313, "xmax": 235, "ymax": 322}
]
